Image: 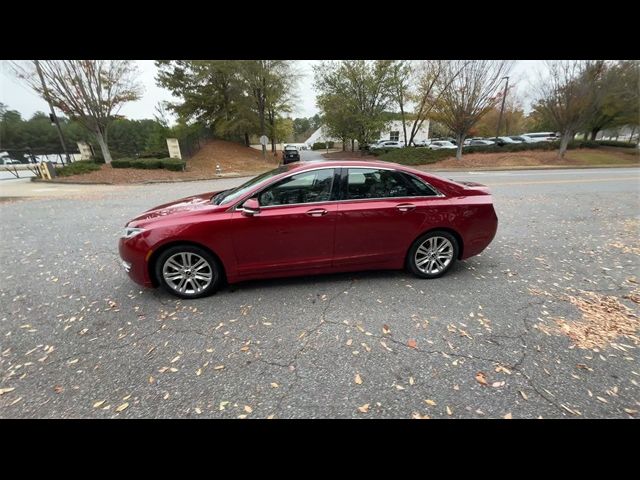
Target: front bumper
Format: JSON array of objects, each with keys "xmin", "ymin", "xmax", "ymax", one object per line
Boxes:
[{"xmin": 118, "ymin": 236, "xmax": 154, "ymax": 287}]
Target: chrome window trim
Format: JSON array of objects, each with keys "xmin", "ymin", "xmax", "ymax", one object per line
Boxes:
[{"xmin": 230, "ymin": 165, "xmax": 445, "ymax": 211}]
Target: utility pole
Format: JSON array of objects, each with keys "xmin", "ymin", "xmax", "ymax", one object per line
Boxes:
[
  {"xmin": 35, "ymin": 60, "xmax": 71, "ymax": 164},
  {"xmin": 495, "ymin": 76, "xmax": 509, "ymax": 140}
]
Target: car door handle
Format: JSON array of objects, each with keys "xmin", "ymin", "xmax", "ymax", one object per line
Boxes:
[
  {"xmin": 396, "ymin": 204, "xmax": 416, "ymax": 212},
  {"xmin": 306, "ymin": 208, "xmax": 328, "ymax": 217}
]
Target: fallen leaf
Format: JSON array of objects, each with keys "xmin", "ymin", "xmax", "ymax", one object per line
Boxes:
[
  {"xmin": 346, "ymin": 339, "xmax": 353, "ymax": 346},
  {"xmin": 357, "ymin": 404, "xmax": 370, "ymax": 413},
  {"xmin": 170, "ymin": 355, "xmax": 181, "ymax": 363},
  {"xmin": 213, "ymin": 365, "xmax": 225, "ymax": 370},
  {"xmin": 0, "ymin": 387, "xmax": 15, "ymax": 395},
  {"xmin": 219, "ymin": 401, "xmax": 229, "ymax": 411},
  {"xmin": 195, "ymin": 408, "xmax": 202, "ymax": 414},
  {"xmin": 238, "ymin": 414, "xmax": 247, "ymax": 419},
  {"xmin": 624, "ymin": 408, "xmax": 637, "ymax": 415},
  {"xmin": 244, "ymin": 405, "xmax": 253, "ymax": 413},
  {"xmin": 267, "ymin": 414, "xmax": 275, "ymax": 419},
  {"xmin": 412, "ymin": 412, "xmax": 429, "ymax": 419},
  {"xmin": 53, "ymin": 385, "xmax": 64, "ymax": 394},
  {"xmin": 407, "ymin": 339, "xmax": 417, "ymax": 349},
  {"xmin": 409, "ymin": 376, "xmax": 415, "ymax": 386},
  {"xmin": 519, "ymin": 390, "xmax": 528, "ymax": 400},
  {"xmin": 354, "ymin": 373, "xmax": 363, "ymax": 385},
  {"xmin": 446, "ymin": 406, "xmax": 453, "ymax": 416},
  {"xmin": 424, "ymin": 399, "xmax": 437, "ymax": 406},
  {"xmin": 596, "ymin": 396, "xmax": 608, "ymax": 404},
  {"xmin": 115, "ymin": 402, "xmax": 129, "ymax": 413},
  {"xmin": 93, "ymin": 400, "xmax": 106, "ymax": 408},
  {"xmin": 475, "ymin": 372, "xmax": 488, "ymax": 386},
  {"xmin": 148, "ymin": 375, "xmax": 155, "ymax": 384},
  {"xmin": 495, "ymin": 365, "xmax": 512, "ymax": 375},
  {"xmin": 395, "ymin": 385, "xmax": 405, "ymax": 390},
  {"xmin": 491, "ymin": 381, "xmax": 505, "ymax": 388},
  {"xmin": 503, "ymin": 412, "xmax": 513, "ymax": 419},
  {"xmin": 382, "ymin": 325, "xmax": 390, "ymax": 335},
  {"xmin": 270, "ymin": 382, "xmax": 279, "ymax": 388},
  {"xmin": 196, "ymin": 368, "xmax": 202, "ymax": 376}
]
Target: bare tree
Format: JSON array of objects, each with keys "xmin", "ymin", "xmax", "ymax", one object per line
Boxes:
[
  {"xmin": 433, "ymin": 60, "xmax": 513, "ymax": 160},
  {"xmin": 406, "ymin": 60, "xmax": 467, "ymax": 147},
  {"xmin": 11, "ymin": 60, "xmax": 142, "ymax": 164},
  {"xmin": 533, "ymin": 60, "xmax": 605, "ymax": 157}
]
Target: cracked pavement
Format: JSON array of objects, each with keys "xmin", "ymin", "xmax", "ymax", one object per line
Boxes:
[{"xmin": 0, "ymin": 167, "xmax": 639, "ymax": 418}]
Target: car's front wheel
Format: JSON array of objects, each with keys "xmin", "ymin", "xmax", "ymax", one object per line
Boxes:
[
  {"xmin": 407, "ymin": 231, "xmax": 458, "ymax": 279},
  {"xmin": 155, "ymin": 245, "xmax": 222, "ymax": 299}
]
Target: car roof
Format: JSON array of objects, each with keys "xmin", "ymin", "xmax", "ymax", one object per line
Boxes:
[{"xmin": 284, "ymin": 159, "xmax": 406, "ymax": 172}]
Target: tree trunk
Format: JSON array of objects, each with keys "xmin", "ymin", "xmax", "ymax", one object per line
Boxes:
[
  {"xmin": 95, "ymin": 129, "xmax": 112, "ymax": 164},
  {"xmin": 559, "ymin": 131, "xmax": 572, "ymax": 158},
  {"xmin": 629, "ymin": 126, "xmax": 636, "ymax": 143},
  {"xmin": 590, "ymin": 128, "xmax": 599, "ymax": 141},
  {"xmin": 351, "ymin": 139, "xmax": 355, "ymax": 152},
  {"xmin": 244, "ymin": 132, "xmax": 250, "ymax": 146},
  {"xmin": 455, "ymin": 134, "xmax": 465, "ymax": 160},
  {"xmin": 342, "ymin": 137, "xmax": 346, "ymax": 151}
]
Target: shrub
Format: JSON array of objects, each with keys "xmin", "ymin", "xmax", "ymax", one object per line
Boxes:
[
  {"xmin": 55, "ymin": 160, "xmax": 102, "ymax": 177},
  {"xmin": 377, "ymin": 148, "xmax": 456, "ymax": 165},
  {"xmin": 595, "ymin": 140, "xmax": 638, "ymax": 148},
  {"xmin": 110, "ymin": 157, "xmax": 185, "ymax": 171},
  {"xmin": 111, "ymin": 158, "xmax": 132, "ymax": 168},
  {"xmin": 161, "ymin": 158, "xmax": 186, "ymax": 171},
  {"xmin": 312, "ymin": 141, "xmax": 334, "ymax": 150}
]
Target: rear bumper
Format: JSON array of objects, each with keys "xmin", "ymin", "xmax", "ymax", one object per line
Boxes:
[{"xmin": 118, "ymin": 236, "xmax": 154, "ymax": 287}]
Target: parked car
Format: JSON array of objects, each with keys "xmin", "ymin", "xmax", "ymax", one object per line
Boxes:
[
  {"xmin": 521, "ymin": 132, "xmax": 559, "ymax": 143},
  {"xmin": 0, "ymin": 157, "xmax": 22, "ymax": 165},
  {"xmin": 413, "ymin": 140, "xmax": 431, "ymax": 147},
  {"xmin": 370, "ymin": 140, "xmax": 403, "ymax": 150},
  {"xmin": 510, "ymin": 135, "xmax": 534, "ymax": 143},
  {"xmin": 429, "ymin": 141, "xmax": 458, "ymax": 150},
  {"xmin": 119, "ymin": 161, "xmax": 498, "ymax": 298},
  {"xmin": 282, "ymin": 145, "xmax": 300, "ymax": 164},
  {"xmin": 487, "ymin": 136, "xmax": 522, "ymax": 146},
  {"xmin": 467, "ymin": 139, "xmax": 496, "ymax": 147}
]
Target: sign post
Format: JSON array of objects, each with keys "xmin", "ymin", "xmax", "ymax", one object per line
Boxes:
[
  {"xmin": 166, "ymin": 138, "xmax": 182, "ymax": 159},
  {"xmin": 259, "ymin": 135, "xmax": 269, "ymax": 160},
  {"xmin": 78, "ymin": 142, "xmax": 93, "ymax": 161}
]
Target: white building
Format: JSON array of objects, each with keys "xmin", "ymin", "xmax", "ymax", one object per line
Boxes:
[{"xmin": 304, "ymin": 119, "xmax": 430, "ymax": 147}]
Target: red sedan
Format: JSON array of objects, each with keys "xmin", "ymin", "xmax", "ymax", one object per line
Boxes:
[{"xmin": 119, "ymin": 161, "xmax": 498, "ymax": 298}]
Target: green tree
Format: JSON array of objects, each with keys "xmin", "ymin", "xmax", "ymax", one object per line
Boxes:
[
  {"xmin": 584, "ymin": 60, "xmax": 640, "ymax": 140},
  {"xmin": 314, "ymin": 60, "xmax": 396, "ymax": 155},
  {"xmin": 533, "ymin": 60, "xmax": 605, "ymax": 157}
]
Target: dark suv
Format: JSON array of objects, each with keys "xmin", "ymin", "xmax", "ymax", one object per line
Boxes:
[{"xmin": 282, "ymin": 145, "xmax": 300, "ymax": 164}]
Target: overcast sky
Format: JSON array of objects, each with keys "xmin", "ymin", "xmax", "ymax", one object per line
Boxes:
[{"xmin": 1, "ymin": 60, "xmax": 543, "ymax": 122}]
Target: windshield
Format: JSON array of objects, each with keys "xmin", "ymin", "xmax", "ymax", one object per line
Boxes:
[{"xmin": 212, "ymin": 166, "xmax": 289, "ymax": 206}]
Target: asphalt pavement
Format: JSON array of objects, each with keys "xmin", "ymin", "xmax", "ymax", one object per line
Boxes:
[{"xmin": 0, "ymin": 167, "xmax": 638, "ymax": 418}]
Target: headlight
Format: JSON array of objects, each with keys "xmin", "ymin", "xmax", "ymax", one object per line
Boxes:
[{"xmin": 122, "ymin": 226, "xmax": 145, "ymax": 239}]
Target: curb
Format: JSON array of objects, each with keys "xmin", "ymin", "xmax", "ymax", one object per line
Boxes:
[{"xmin": 30, "ymin": 172, "xmax": 264, "ymax": 186}]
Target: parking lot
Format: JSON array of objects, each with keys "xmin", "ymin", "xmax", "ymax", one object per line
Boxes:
[{"xmin": 0, "ymin": 167, "xmax": 639, "ymax": 418}]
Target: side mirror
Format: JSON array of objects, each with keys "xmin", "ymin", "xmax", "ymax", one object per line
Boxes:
[{"xmin": 241, "ymin": 198, "xmax": 260, "ymax": 216}]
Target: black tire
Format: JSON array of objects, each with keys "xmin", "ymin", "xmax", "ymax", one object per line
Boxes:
[
  {"xmin": 406, "ymin": 230, "xmax": 459, "ymax": 279},
  {"xmin": 154, "ymin": 244, "xmax": 222, "ymax": 299}
]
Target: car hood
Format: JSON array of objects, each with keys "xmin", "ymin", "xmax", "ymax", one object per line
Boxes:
[{"xmin": 128, "ymin": 191, "xmax": 220, "ymax": 225}]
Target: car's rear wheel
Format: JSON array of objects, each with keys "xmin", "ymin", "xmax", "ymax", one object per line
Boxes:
[
  {"xmin": 407, "ymin": 231, "xmax": 458, "ymax": 279},
  {"xmin": 155, "ymin": 245, "xmax": 222, "ymax": 299}
]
